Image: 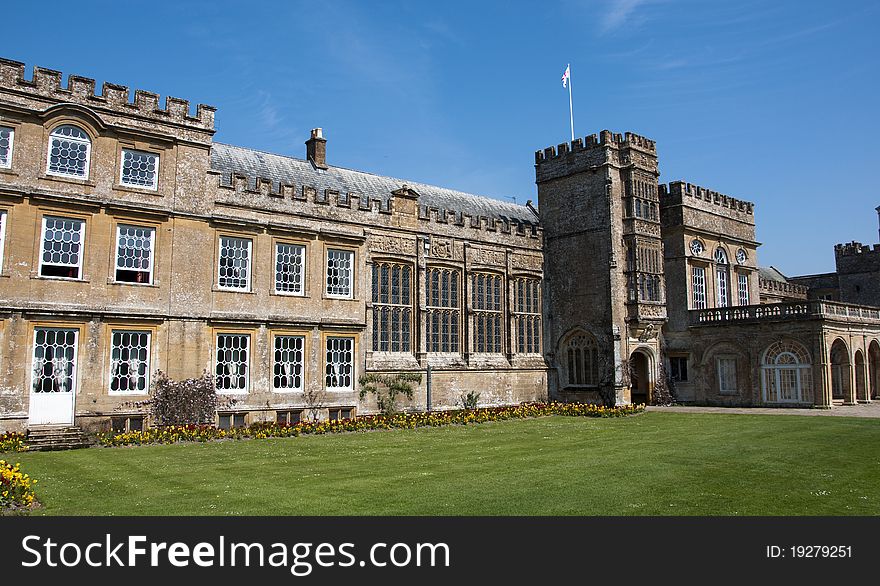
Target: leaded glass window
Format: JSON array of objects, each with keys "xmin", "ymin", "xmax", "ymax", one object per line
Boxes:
[
  {"xmin": 565, "ymin": 333, "xmax": 599, "ymax": 386},
  {"xmin": 218, "ymin": 236, "xmax": 251, "ymax": 290},
  {"xmin": 425, "ymin": 267, "xmax": 460, "ymax": 353},
  {"xmin": 326, "ymin": 249, "xmax": 354, "ymax": 298},
  {"xmin": 115, "ymin": 225, "xmax": 154, "ymax": 284},
  {"xmin": 31, "ymin": 328, "xmax": 78, "ymax": 393},
  {"xmin": 39, "ymin": 216, "xmax": 85, "ymax": 279},
  {"xmin": 715, "ymin": 248, "xmax": 729, "ymax": 308},
  {"xmin": 109, "ymin": 330, "xmax": 150, "ymax": 393},
  {"xmin": 472, "ymin": 272, "xmax": 503, "ymax": 353},
  {"xmin": 325, "ymin": 336, "xmax": 354, "ymax": 390},
  {"xmin": 120, "ymin": 148, "xmax": 159, "ymax": 190},
  {"xmin": 275, "ymin": 243, "xmax": 305, "ymax": 295},
  {"xmin": 0, "ymin": 126, "xmax": 13, "ymax": 168},
  {"xmin": 717, "ymin": 356, "xmax": 737, "ymax": 394},
  {"xmin": 273, "ymin": 335, "xmax": 304, "ymax": 392},
  {"xmin": 216, "ymin": 334, "xmax": 249, "ymax": 392},
  {"xmin": 0, "ymin": 210, "xmax": 6, "ymax": 271},
  {"xmin": 513, "ymin": 277, "xmax": 541, "ymax": 354},
  {"xmin": 47, "ymin": 125, "xmax": 90, "ymax": 178},
  {"xmin": 371, "ymin": 262, "xmax": 412, "ymax": 352}
]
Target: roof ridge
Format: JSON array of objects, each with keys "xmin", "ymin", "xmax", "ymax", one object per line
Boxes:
[{"xmin": 212, "ymin": 142, "xmax": 529, "ymax": 212}]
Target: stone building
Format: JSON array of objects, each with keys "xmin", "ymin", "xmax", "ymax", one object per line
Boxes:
[
  {"xmin": 0, "ymin": 59, "xmax": 545, "ymax": 433},
  {"xmin": 0, "ymin": 57, "xmax": 878, "ymax": 435}
]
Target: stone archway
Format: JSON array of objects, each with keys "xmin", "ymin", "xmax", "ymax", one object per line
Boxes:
[
  {"xmin": 855, "ymin": 350, "xmax": 867, "ymax": 402},
  {"xmin": 629, "ymin": 350, "xmax": 652, "ymax": 405},
  {"xmin": 869, "ymin": 341, "xmax": 880, "ymax": 400},
  {"xmin": 830, "ymin": 339, "xmax": 851, "ymax": 403}
]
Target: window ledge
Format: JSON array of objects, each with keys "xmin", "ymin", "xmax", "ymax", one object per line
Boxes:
[
  {"xmin": 213, "ymin": 286, "xmax": 255, "ymax": 294},
  {"xmin": 109, "ymin": 279, "xmax": 160, "ymax": 288},
  {"xmin": 39, "ymin": 173, "xmax": 96, "ymax": 187},
  {"xmin": 216, "ymin": 390, "xmax": 249, "ymax": 395},
  {"xmin": 271, "ymin": 290, "xmax": 308, "ymax": 298},
  {"xmin": 0, "ymin": 167, "xmax": 18, "ymax": 177},
  {"xmin": 31, "ymin": 274, "xmax": 89, "ymax": 283},
  {"xmin": 115, "ymin": 184, "xmax": 161, "ymax": 196}
]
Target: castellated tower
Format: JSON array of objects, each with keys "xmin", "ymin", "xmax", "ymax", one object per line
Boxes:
[{"xmin": 536, "ymin": 130, "xmax": 666, "ymax": 405}]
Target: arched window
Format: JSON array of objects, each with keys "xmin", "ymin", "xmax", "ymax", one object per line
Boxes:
[
  {"xmin": 565, "ymin": 333, "xmax": 599, "ymax": 386},
  {"xmin": 714, "ymin": 247, "xmax": 729, "ymax": 307},
  {"xmin": 47, "ymin": 125, "xmax": 91, "ymax": 178},
  {"xmin": 761, "ymin": 341, "xmax": 813, "ymax": 403}
]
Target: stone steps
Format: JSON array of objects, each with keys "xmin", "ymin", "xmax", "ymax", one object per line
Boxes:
[{"xmin": 26, "ymin": 426, "xmax": 93, "ymax": 451}]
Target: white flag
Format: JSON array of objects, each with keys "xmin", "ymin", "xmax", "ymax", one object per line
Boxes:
[{"xmin": 562, "ymin": 64, "xmax": 570, "ymax": 88}]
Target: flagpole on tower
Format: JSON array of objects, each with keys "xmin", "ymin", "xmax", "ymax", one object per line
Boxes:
[{"xmin": 562, "ymin": 63, "xmax": 574, "ymax": 142}]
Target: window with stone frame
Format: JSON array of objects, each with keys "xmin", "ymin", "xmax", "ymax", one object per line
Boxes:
[
  {"xmin": 215, "ymin": 334, "xmax": 250, "ymax": 393},
  {"xmin": 119, "ymin": 148, "xmax": 159, "ymax": 190},
  {"xmin": 32, "ymin": 328, "xmax": 78, "ymax": 394},
  {"xmin": 669, "ymin": 356, "xmax": 688, "ymax": 382},
  {"xmin": 692, "ymin": 266, "xmax": 707, "ymax": 309},
  {"xmin": 275, "ymin": 242, "xmax": 306, "ymax": 295},
  {"xmin": 716, "ymin": 356, "xmax": 737, "ymax": 394},
  {"xmin": 217, "ymin": 236, "xmax": 252, "ymax": 291},
  {"xmin": 325, "ymin": 336, "xmax": 354, "ymax": 391},
  {"xmin": 425, "ymin": 267, "xmax": 461, "ymax": 353},
  {"xmin": 0, "ymin": 126, "xmax": 14, "ymax": 168},
  {"xmin": 737, "ymin": 272, "xmax": 749, "ymax": 306},
  {"xmin": 326, "ymin": 248, "xmax": 354, "ymax": 298},
  {"xmin": 115, "ymin": 224, "xmax": 155, "ymax": 284},
  {"xmin": 371, "ymin": 261, "xmax": 412, "ymax": 352},
  {"xmin": 715, "ymin": 248, "xmax": 730, "ymax": 307},
  {"xmin": 109, "ymin": 330, "xmax": 151, "ymax": 393},
  {"xmin": 39, "ymin": 216, "xmax": 85, "ymax": 279},
  {"xmin": 273, "ymin": 335, "xmax": 305, "ymax": 392},
  {"xmin": 0, "ymin": 209, "xmax": 7, "ymax": 271},
  {"xmin": 47, "ymin": 125, "xmax": 91, "ymax": 178},
  {"xmin": 513, "ymin": 277, "xmax": 541, "ymax": 354},
  {"xmin": 472, "ymin": 272, "xmax": 503, "ymax": 353},
  {"xmin": 565, "ymin": 332, "xmax": 599, "ymax": 386}
]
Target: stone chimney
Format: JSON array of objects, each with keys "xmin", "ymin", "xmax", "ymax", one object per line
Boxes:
[{"xmin": 306, "ymin": 128, "xmax": 328, "ymax": 169}]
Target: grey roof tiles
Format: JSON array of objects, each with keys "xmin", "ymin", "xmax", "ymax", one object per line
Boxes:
[{"xmin": 210, "ymin": 142, "xmax": 537, "ymax": 225}]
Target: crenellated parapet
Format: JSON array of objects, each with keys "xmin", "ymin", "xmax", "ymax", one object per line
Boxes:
[
  {"xmin": 212, "ymin": 169, "xmax": 542, "ymax": 242},
  {"xmin": 0, "ymin": 58, "xmax": 215, "ymax": 132},
  {"xmin": 534, "ymin": 130, "xmax": 657, "ymax": 183},
  {"xmin": 835, "ymin": 241, "xmax": 880, "ymax": 257},
  {"xmin": 759, "ymin": 278, "xmax": 808, "ymax": 300},
  {"xmin": 659, "ymin": 180, "xmax": 754, "ymax": 216}
]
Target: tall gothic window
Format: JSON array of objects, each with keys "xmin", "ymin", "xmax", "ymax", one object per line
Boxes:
[
  {"xmin": 565, "ymin": 333, "xmax": 599, "ymax": 386},
  {"xmin": 372, "ymin": 262, "xmax": 412, "ymax": 352},
  {"xmin": 472, "ymin": 272, "xmax": 503, "ymax": 353},
  {"xmin": 715, "ymin": 248, "xmax": 729, "ymax": 307},
  {"xmin": 425, "ymin": 267, "xmax": 460, "ymax": 353},
  {"xmin": 513, "ymin": 277, "xmax": 541, "ymax": 354}
]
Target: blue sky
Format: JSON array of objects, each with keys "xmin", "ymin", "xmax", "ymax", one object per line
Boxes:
[{"xmin": 6, "ymin": 0, "xmax": 879, "ymax": 275}]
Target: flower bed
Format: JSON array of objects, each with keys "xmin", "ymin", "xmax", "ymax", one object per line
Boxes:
[
  {"xmin": 0, "ymin": 460, "xmax": 36, "ymax": 510},
  {"xmin": 0, "ymin": 432, "xmax": 27, "ymax": 453},
  {"xmin": 97, "ymin": 402, "xmax": 644, "ymax": 447}
]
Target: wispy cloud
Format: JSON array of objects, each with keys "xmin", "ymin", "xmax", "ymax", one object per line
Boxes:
[{"xmin": 600, "ymin": 0, "xmax": 655, "ymax": 33}]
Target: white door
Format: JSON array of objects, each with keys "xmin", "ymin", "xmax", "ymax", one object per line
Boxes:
[{"xmin": 29, "ymin": 328, "xmax": 78, "ymax": 426}]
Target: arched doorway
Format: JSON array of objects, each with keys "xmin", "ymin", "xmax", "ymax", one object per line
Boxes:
[
  {"xmin": 869, "ymin": 341, "xmax": 880, "ymax": 400},
  {"xmin": 830, "ymin": 339, "xmax": 851, "ymax": 402},
  {"xmin": 855, "ymin": 350, "xmax": 867, "ymax": 402},
  {"xmin": 630, "ymin": 350, "xmax": 651, "ymax": 405}
]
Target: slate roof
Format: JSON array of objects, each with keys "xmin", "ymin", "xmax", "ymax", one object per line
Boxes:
[
  {"xmin": 758, "ymin": 266, "xmax": 790, "ymax": 282},
  {"xmin": 210, "ymin": 143, "xmax": 538, "ymax": 225}
]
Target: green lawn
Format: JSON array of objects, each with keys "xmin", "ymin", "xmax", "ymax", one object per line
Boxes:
[{"xmin": 6, "ymin": 412, "xmax": 880, "ymax": 515}]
